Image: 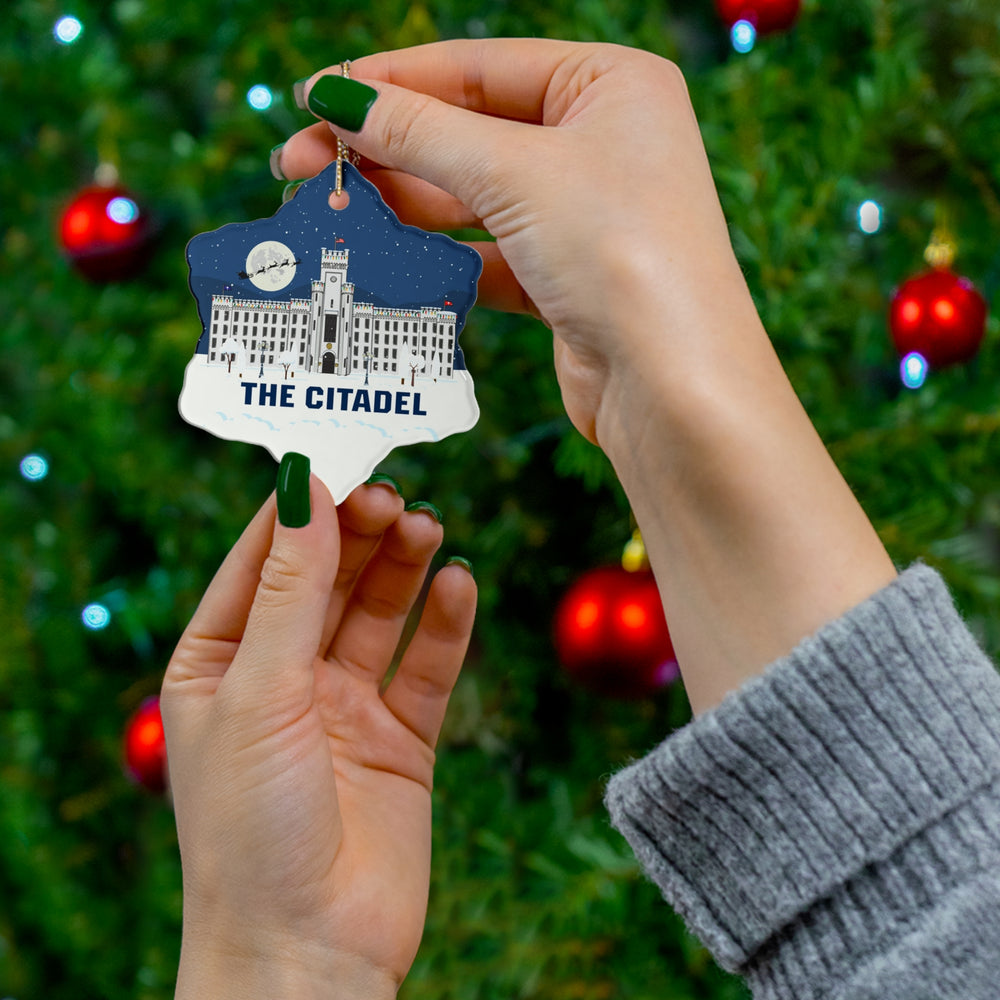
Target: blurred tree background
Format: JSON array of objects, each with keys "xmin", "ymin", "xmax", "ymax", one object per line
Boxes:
[{"xmin": 2, "ymin": 0, "xmax": 1000, "ymax": 997}]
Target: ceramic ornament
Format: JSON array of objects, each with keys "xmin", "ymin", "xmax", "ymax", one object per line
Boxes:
[{"xmin": 181, "ymin": 160, "xmax": 482, "ymax": 501}]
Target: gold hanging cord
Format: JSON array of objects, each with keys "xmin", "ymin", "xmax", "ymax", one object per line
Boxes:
[{"xmin": 335, "ymin": 61, "xmax": 361, "ymax": 197}]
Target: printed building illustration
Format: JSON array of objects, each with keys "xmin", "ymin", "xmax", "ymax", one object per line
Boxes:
[{"xmin": 206, "ymin": 247, "xmax": 458, "ymax": 378}]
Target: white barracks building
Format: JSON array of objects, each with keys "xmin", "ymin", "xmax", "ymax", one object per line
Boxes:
[{"xmin": 206, "ymin": 247, "xmax": 458, "ymax": 379}]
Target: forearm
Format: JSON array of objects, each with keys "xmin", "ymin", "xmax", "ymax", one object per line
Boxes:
[{"xmin": 594, "ymin": 257, "xmax": 896, "ymax": 714}]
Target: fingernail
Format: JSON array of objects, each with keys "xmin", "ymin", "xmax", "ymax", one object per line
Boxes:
[
  {"xmin": 364, "ymin": 473, "xmax": 402, "ymax": 495},
  {"xmin": 293, "ymin": 77, "xmax": 310, "ymax": 110},
  {"xmin": 282, "ymin": 179, "xmax": 307, "ymax": 204},
  {"xmin": 306, "ymin": 74, "xmax": 378, "ymax": 132},
  {"xmin": 446, "ymin": 556, "xmax": 474, "ymax": 577},
  {"xmin": 269, "ymin": 143, "xmax": 286, "ymax": 181},
  {"xmin": 405, "ymin": 500, "xmax": 443, "ymax": 523},
  {"xmin": 277, "ymin": 452, "xmax": 311, "ymax": 527}
]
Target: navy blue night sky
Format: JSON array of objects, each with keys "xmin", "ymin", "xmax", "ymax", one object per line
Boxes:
[{"xmin": 186, "ymin": 161, "xmax": 482, "ymax": 369}]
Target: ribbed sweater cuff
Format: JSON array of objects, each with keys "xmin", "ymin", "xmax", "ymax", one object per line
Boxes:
[{"xmin": 604, "ymin": 565, "xmax": 1000, "ymax": 979}]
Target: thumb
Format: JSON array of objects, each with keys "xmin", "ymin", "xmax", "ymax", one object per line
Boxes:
[
  {"xmin": 301, "ymin": 70, "xmax": 528, "ymax": 222},
  {"xmin": 227, "ymin": 452, "xmax": 340, "ymax": 704}
]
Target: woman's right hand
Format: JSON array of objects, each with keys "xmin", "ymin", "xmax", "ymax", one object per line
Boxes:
[
  {"xmin": 279, "ymin": 39, "xmax": 897, "ymax": 715},
  {"xmin": 277, "ymin": 39, "xmax": 757, "ymax": 446}
]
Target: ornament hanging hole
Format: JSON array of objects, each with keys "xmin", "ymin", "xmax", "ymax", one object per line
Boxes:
[{"xmin": 328, "ymin": 190, "xmax": 350, "ymax": 211}]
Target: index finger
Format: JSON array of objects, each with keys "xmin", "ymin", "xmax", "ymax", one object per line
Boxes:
[
  {"xmin": 294, "ymin": 41, "xmax": 596, "ymax": 227},
  {"xmin": 339, "ymin": 38, "xmax": 589, "ymax": 124},
  {"xmin": 294, "ymin": 38, "xmax": 593, "ymax": 130}
]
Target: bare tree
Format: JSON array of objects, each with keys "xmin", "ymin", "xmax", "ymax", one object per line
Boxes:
[
  {"xmin": 279, "ymin": 348, "xmax": 297, "ymax": 380},
  {"xmin": 407, "ymin": 345, "xmax": 426, "ymax": 387},
  {"xmin": 220, "ymin": 337, "xmax": 243, "ymax": 374}
]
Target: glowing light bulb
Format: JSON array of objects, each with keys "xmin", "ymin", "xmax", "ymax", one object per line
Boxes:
[
  {"xmin": 858, "ymin": 200, "xmax": 882, "ymax": 234},
  {"xmin": 247, "ymin": 85, "xmax": 274, "ymax": 111},
  {"xmin": 82, "ymin": 603, "xmax": 112, "ymax": 630},
  {"xmin": 900, "ymin": 352, "xmax": 928, "ymax": 390},
  {"xmin": 731, "ymin": 19, "xmax": 757, "ymax": 53},
  {"xmin": 19, "ymin": 454, "xmax": 49, "ymax": 481},
  {"xmin": 106, "ymin": 196, "xmax": 139, "ymax": 225},
  {"xmin": 54, "ymin": 15, "xmax": 83, "ymax": 44}
]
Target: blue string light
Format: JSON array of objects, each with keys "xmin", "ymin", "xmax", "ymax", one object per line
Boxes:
[
  {"xmin": 106, "ymin": 196, "xmax": 140, "ymax": 224},
  {"xmin": 731, "ymin": 20, "xmax": 757, "ymax": 53},
  {"xmin": 54, "ymin": 15, "xmax": 83, "ymax": 44},
  {"xmin": 858, "ymin": 200, "xmax": 882, "ymax": 234},
  {"xmin": 82, "ymin": 603, "xmax": 112, "ymax": 630},
  {"xmin": 19, "ymin": 454, "xmax": 49, "ymax": 481},
  {"xmin": 900, "ymin": 352, "xmax": 928, "ymax": 390},
  {"xmin": 247, "ymin": 85, "xmax": 274, "ymax": 111}
]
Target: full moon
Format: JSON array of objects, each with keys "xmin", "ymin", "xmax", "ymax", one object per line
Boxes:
[{"xmin": 245, "ymin": 240, "xmax": 297, "ymax": 291}]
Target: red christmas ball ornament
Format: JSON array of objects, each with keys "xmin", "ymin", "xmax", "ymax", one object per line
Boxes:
[
  {"xmin": 715, "ymin": 0, "xmax": 801, "ymax": 34},
  {"xmin": 123, "ymin": 696, "xmax": 168, "ymax": 793},
  {"xmin": 59, "ymin": 183, "xmax": 153, "ymax": 281},
  {"xmin": 889, "ymin": 268, "xmax": 987, "ymax": 369},
  {"xmin": 553, "ymin": 565, "xmax": 678, "ymax": 699}
]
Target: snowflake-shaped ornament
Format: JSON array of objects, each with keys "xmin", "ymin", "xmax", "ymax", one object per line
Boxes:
[{"xmin": 182, "ymin": 160, "xmax": 481, "ymax": 501}]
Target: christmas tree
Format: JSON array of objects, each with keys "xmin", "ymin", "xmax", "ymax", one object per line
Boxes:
[{"xmin": 2, "ymin": 1, "xmax": 998, "ymax": 997}]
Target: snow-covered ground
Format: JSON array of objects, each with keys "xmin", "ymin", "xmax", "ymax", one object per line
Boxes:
[{"xmin": 179, "ymin": 354, "xmax": 479, "ymax": 501}]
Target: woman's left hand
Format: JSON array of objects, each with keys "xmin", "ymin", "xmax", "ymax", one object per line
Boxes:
[{"xmin": 161, "ymin": 471, "xmax": 476, "ymax": 1000}]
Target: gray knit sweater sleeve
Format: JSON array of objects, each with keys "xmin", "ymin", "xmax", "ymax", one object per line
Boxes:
[{"xmin": 604, "ymin": 564, "xmax": 1000, "ymax": 999}]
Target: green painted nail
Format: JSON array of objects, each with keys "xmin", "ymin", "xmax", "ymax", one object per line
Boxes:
[
  {"xmin": 446, "ymin": 556, "xmax": 474, "ymax": 577},
  {"xmin": 293, "ymin": 77, "xmax": 310, "ymax": 110},
  {"xmin": 365, "ymin": 473, "xmax": 403, "ymax": 495},
  {"xmin": 269, "ymin": 143, "xmax": 285, "ymax": 181},
  {"xmin": 306, "ymin": 74, "xmax": 377, "ymax": 132},
  {"xmin": 281, "ymin": 179, "xmax": 308, "ymax": 204},
  {"xmin": 405, "ymin": 500, "xmax": 443, "ymax": 523},
  {"xmin": 277, "ymin": 452, "xmax": 311, "ymax": 527}
]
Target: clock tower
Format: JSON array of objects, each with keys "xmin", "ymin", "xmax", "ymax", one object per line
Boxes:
[{"xmin": 312, "ymin": 247, "xmax": 354, "ymax": 375}]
